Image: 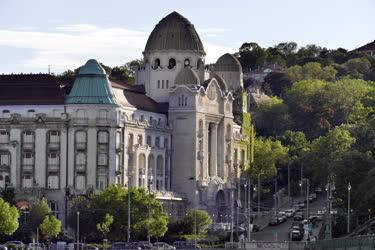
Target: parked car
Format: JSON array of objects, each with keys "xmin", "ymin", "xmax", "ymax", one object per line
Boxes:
[
  {"xmin": 285, "ymin": 209, "xmax": 295, "ymax": 218},
  {"xmin": 269, "ymin": 217, "xmax": 279, "ymax": 226},
  {"xmin": 277, "ymin": 214, "xmax": 287, "ymax": 223},
  {"xmin": 113, "ymin": 242, "xmax": 141, "ymax": 250},
  {"xmin": 28, "ymin": 243, "xmax": 46, "ymax": 250},
  {"xmin": 314, "ymin": 187, "xmax": 323, "ymax": 194},
  {"xmin": 294, "ymin": 212, "xmax": 304, "ymax": 221},
  {"xmin": 297, "ymin": 202, "xmax": 305, "ymax": 209},
  {"xmin": 152, "ymin": 242, "xmax": 176, "ymax": 250},
  {"xmin": 5, "ymin": 241, "xmax": 25, "ymax": 250},
  {"xmin": 138, "ymin": 242, "xmax": 153, "ymax": 250},
  {"xmin": 292, "ymin": 222, "xmax": 304, "ymax": 232},
  {"xmin": 277, "ymin": 211, "xmax": 286, "ymax": 217},
  {"xmin": 290, "ymin": 229, "xmax": 303, "ymax": 241},
  {"xmin": 173, "ymin": 242, "xmax": 199, "ymax": 249}
]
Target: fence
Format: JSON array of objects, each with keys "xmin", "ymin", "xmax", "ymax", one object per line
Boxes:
[
  {"xmin": 305, "ymin": 235, "xmax": 375, "ymax": 250},
  {"xmin": 225, "ymin": 241, "xmax": 306, "ymax": 250}
]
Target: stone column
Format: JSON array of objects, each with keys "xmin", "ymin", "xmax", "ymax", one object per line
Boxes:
[
  {"xmin": 210, "ymin": 123, "xmax": 218, "ymax": 177},
  {"xmin": 205, "ymin": 121, "xmax": 210, "ymax": 179}
]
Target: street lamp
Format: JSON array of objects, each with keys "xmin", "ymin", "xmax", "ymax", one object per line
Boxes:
[
  {"xmin": 147, "ymin": 176, "xmax": 153, "ymax": 243},
  {"xmin": 76, "ymin": 211, "xmax": 80, "ymax": 249},
  {"xmin": 347, "ymin": 182, "xmax": 351, "ymax": 234},
  {"xmin": 299, "ymin": 178, "xmax": 310, "ymax": 226}
]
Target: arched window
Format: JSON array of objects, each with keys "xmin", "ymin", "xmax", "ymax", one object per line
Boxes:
[
  {"xmin": 148, "ymin": 154, "xmax": 155, "ymax": 188},
  {"xmin": 168, "ymin": 58, "xmax": 176, "ymax": 69},
  {"xmin": 155, "ymin": 137, "xmax": 160, "ymax": 148},
  {"xmin": 153, "ymin": 58, "xmax": 160, "ymax": 69},
  {"xmin": 184, "ymin": 58, "xmax": 190, "ymax": 67},
  {"xmin": 197, "ymin": 58, "xmax": 203, "ymax": 69}
]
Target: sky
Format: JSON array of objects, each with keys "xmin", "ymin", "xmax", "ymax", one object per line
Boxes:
[{"xmin": 0, "ymin": 0, "xmax": 374, "ymax": 74}]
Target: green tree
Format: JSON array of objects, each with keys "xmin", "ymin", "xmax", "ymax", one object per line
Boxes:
[
  {"xmin": 279, "ymin": 130, "xmax": 310, "ymax": 157},
  {"xmin": 341, "ymin": 57, "xmax": 372, "ymax": 79},
  {"xmin": 253, "ymin": 96, "xmax": 293, "ymax": 136},
  {"xmin": 248, "ymin": 137, "xmax": 289, "ymax": 180},
  {"xmin": 287, "ymin": 62, "xmax": 337, "ymax": 82},
  {"xmin": 96, "ymin": 213, "xmax": 114, "ymax": 239},
  {"xmin": 183, "ymin": 209, "xmax": 213, "ymax": 235},
  {"xmin": 263, "ymin": 71, "xmax": 293, "ymax": 97},
  {"xmin": 0, "ymin": 198, "xmax": 20, "ymax": 235},
  {"xmin": 29, "ymin": 198, "xmax": 51, "ymax": 233},
  {"xmin": 39, "ymin": 215, "xmax": 61, "ymax": 239},
  {"xmin": 238, "ymin": 42, "xmax": 265, "ymax": 70}
]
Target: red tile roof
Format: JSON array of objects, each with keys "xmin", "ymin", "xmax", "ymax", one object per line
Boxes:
[{"xmin": 0, "ymin": 74, "xmax": 68, "ymax": 105}]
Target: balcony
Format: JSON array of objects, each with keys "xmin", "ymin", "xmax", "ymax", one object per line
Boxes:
[
  {"xmin": 22, "ymin": 142, "xmax": 34, "ymax": 150},
  {"xmin": 75, "ymin": 142, "xmax": 86, "ymax": 150},
  {"xmin": 72, "ymin": 118, "xmax": 89, "ymax": 126},
  {"xmin": 96, "ymin": 118, "xmax": 111, "ymax": 126},
  {"xmin": 21, "ymin": 164, "xmax": 34, "ymax": 171},
  {"xmin": 47, "ymin": 164, "xmax": 59, "ymax": 173},
  {"xmin": 48, "ymin": 141, "xmax": 60, "ymax": 149}
]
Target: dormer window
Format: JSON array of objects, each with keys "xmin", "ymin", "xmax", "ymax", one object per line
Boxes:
[
  {"xmin": 184, "ymin": 59, "xmax": 190, "ymax": 67},
  {"xmin": 168, "ymin": 58, "xmax": 176, "ymax": 69}
]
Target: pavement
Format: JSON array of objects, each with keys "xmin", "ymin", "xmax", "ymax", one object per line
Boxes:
[{"xmin": 249, "ymin": 193, "xmax": 326, "ymax": 242}]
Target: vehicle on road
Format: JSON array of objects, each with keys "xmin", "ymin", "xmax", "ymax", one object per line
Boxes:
[
  {"xmin": 152, "ymin": 242, "xmax": 176, "ymax": 250},
  {"xmin": 5, "ymin": 241, "xmax": 25, "ymax": 250},
  {"xmin": 269, "ymin": 217, "xmax": 279, "ymax": 226},
  {"xmin": 277, "ymin": 214, "xmax": 287, "ymax": 223},
  {"xmin": 314, "ymin": 187, "xmax": 323, "ymax": 194},
  {"xmin": 297, "ymin": 202, "xmax": 305, "ymax": 209},
  {"xmin": 290, "ymin": 229, "xmax": 304, "ymax": 241},
  {"xmin": 28, "ymin": 243, "xmax": 46, "ymax": 250},
  {"xmin": 138, "ymin": 241, "xmax": 153, "ymax": 249},
  {"xmin": 285, "ymin": 209, "xmax": 295, "ymax": 218},
  {"xmin": 294, "ymin": 212, "xmax": 304, "ymax": 221},
  {"xmin": 113, "ymin": 242, "xmax": 141, "ymax": 250}
]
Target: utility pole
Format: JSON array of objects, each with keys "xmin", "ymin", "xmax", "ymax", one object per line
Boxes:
[
  {"xmin": 306, "ymin": 179, "xmax": 310, "ymax": 229},
  {"xmin": 347, "ymin": 182, "xmax": 351, "ymax": 234},
  {"xmin": 300, "ymin": 163, "xmax": 303, "ymax": 197},
  {"xmin": 236, "ymin": 179, "xmax": 240, "ymax": 240},
  {"xmin": 230, "ymin": 185, "xmax": 234, "ymax": 244},
  {"xmin": 248, "ymin": 179, "xmax": 251, "ymax": 242},
  {"xmin": 76, "ymin": 211, "xmax": 80, "ymax": 248}
]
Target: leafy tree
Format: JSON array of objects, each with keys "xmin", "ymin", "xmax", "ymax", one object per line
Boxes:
[
  {"xmin": 29, "ymin": 198, "xmax": 51, "ymax": 233},
  {"xmin": 39, "ymin": 215, "xmax": 61, "ymax": 239},
  {"xmin": 279, "ymin": 130, "xmax": 310, "ymax": 157},
  {"xmin": 183, "ymin": 209, "xmax": 213, "ymax": 235},
  {"xmin": 96, "ymin": 213, "xmax": 114, "ymax": 239},
  {"xmin": 253, "ymin": 96, "xmax": 293, "ymax": 136},
  {"xmin": 287, "ymin": 62, "xmax": 337, "ymax": 82},
  {"xmin": 0, "ymin": 187, "xmax": 16, "ymax": 205},
  {"xmin": 263, "ymin": 71, "xmax": 293, "ymax": 97},
  {"xmin": 248, "ymin": 137, "xmax": 289, "ymax": 180},
  {"xmin": 68, "ymin": 195, "xmax": 96, "ymax": 240},
  {"xmin": 341, "ymin": 57, "xmax": 372, "ymax": 79},
  {"xmin": 238, "ymin": 42, "xmax": 265, "ymax": 70},
  {"xmin": 0, "ymin": 198, "xmax": 20, "ymax": 236}
]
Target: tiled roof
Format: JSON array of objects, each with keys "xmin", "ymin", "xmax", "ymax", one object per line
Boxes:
[
  {"xmin": 355, "ymin": 40, "xmax": 375, "ymax": 52},
  {"xmin": 0, "ymin": 74, "xmax": 68, "ymax": 105},
  {"xmin": 110, "ymin": 80, "xmax": 164, "ymax": 113}
]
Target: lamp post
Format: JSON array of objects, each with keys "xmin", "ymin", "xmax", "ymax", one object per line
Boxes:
[
  {"xmin": 347, "ymin": 182, "xmax": 351, "ymax": 234},
  {"xmin": 147, "ymin": 176, "xmax": 153, "ymax": 243},
  {"xmin": 248, "ymin": 179, "xmax": 251, "ymax": 242},
  {"xmin": 76, "ymin": 211, "xmax": 80, "ymax": 248},
  {"xmin": 300, "ymin": 163, "xmax": 303, "ymax": 197},
  {"xmin": 288, "ymin": 161, "xmax": 291, "ymax": 203},
  {"xmin": 257, "ymin": 173, "xmax": 261, "ymax": 216},
  {"xmin": 127, "ymin": 170, "xmax": 132, "ymax": 242}
]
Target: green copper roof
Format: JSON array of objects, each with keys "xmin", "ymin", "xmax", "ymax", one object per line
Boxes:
[{"xmin": 66, "ymin": 59, "xmax": 117, "ymax": 104}]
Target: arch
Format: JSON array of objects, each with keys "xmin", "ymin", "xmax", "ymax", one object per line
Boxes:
[
  {"xmin": 168, "ymin": 58, "xmax": 176, "ymax": 69},
  {"xmin": 153, "ymin": 58, "xmax": 160, "ymax": 69},
  {"xmin": 138, "ymin": 153, "xmax": 146, "ymax": 188},
  {"xmin": 216, "ymin": 190, "xmax": 227, "ymax": 222}
]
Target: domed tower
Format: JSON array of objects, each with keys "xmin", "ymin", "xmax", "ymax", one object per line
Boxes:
[
  {"xmin": 136, "ymin": 11, "xmax": 206, "ymax": 103},
  {"xmin": 213, "ymin": 53, "xmax": 243, "ymax": 91}
]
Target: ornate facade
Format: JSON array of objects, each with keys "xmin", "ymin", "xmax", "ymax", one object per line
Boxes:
[{"xmin": 0, "ymin": 11, "xmax": 252, "ymax": 227}]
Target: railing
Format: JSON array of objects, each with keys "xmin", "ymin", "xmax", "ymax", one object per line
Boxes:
[
  {"xmin": 306, "ymin": 235, "xmax": 375, "ymax": 250},
  {"xmin": 345, "ymin": 216, "xmax": 375, "ymax": 238}
]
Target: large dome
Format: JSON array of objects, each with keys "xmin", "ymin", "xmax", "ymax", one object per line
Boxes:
[
  {"xmin": 144, "ymin": 11, "xmax": 205, "ymax": 54},
  {"xmin": 214, "ymin": 53, "xmax": 242, "ymax": 72}
]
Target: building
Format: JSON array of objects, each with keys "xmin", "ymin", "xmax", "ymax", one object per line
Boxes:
[
  {"xmin": 354, "ymin": 40, "xmax": 375, "ymax": 57},
  {"xmin": 0, "ymin": 11, "xmax": 253, "ymax": 227}
]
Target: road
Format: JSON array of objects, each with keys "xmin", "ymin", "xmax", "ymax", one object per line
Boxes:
[{"xmin": 250, "ymin": 193, "xmax": 326, "ymax": 242}]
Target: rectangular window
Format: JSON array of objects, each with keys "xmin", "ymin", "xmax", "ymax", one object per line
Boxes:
[
  {"xmin": 98, "ymin": 153, "xmax": 108, "ymax": 166},
  {"xmin": 47, "ymin": 176, "xmax": 59, "ymax": 189},
  {"xmin": 157, "ymin": 80, "xmax": 160, "ymax": 88},
  {"xmin": 23, "ymin": 175, "xmax": 33, "ymax": 188},
  {"xmin": 49, "ymin": 131, "xmax": 60, "ymax": 143},
  {"xmin": 2, "ymin": 110, "xmax": 10, "ymax": 118},
  {"xmin": 162, "ymin": 80, "xmax": 164, "ymax": 88},
  {"xmin": 98, "ymin": 131, "xmax": 109, "ymax": 144},
  {"xmin": 23, "ymin": 131, "xmax": 34, "ymax": 143},
  {"xmin": 27, "ymin": 109, "xmax": 35, "ymax": 117},
  {"xmin": 166, "ymin": 80, "xmax": 169, "ymax": 89},
  {"xmin": 0, "ymin": 152, "xmax": 10, "ymax": 165},
  {"xmin": 0, "ymin": 130, "xmax": 9, "ymax": 143},
  {"xmin": 146, "ymin": 135, "xmax": 152, "ymax": 146}
]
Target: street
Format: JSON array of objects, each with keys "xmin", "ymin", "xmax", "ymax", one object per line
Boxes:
[{"xmin": 250, "ymin": 193, "xmax": 326, "ymax": 242}]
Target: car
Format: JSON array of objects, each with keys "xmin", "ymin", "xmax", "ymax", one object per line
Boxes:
[
  {"xmin": 173, "ymin": 242, "xmax": 199, "ymax": 250},
  {"xmin": 68, "ymin": 243, "xmax": 86, "ymax": 250},
  {"xmin": 294, "ymin": 212, "xmax": 304, "ymax": 221},
  {"xmin": 5, "ymin": 241, "xmax": 25, "ymax": 250},
  {"xmin": 28, "ymin": 243, "xmax": 46, "ymax": 250},
  {"xmin": 138, "ymin": 242, "xmax": 153, "ymax": 250},
  {"xmin": 310, "ymin": 193, "xmax": 317, "ymax": 200},
  {"xmin": 0, "ymin": 245, "xmax": 7, "ymax": 250},
  {"xmin": 277, "ymin": 211, "xmax": 286, "ymax": 217},
  {"xmin": 269, "ymin": 217, "xmax": 279, "ymax": 226},
  {"xmin": 292, "ymin": 222, "xmax": 304, "ymax": 231},
  {"xmin": 297, "ymin": 202, "xmax": 305, "ymax": 209},
  {"xmin": 308, "ymin": 196, "xmax": 314, "ymax": 202},
  {"xmin": 290, "ymin": 229, "xmax": 303, "ymax": 241},
  {"xmin": 113, "ymin": 242, "xmax": 141, "ymax": 250},
  {"xmin": 285, "ymin": 209, "xmax": 295, "ymax": 218},
  {"xmin": 314, "ymin": 187, "xmax": 323, "ymax": 194},
  {"xmin": 152, "ymin": 242, "xmax": 176, "ymax": 250},
  {"xmin": 293, "ymin": 204, "xmax": 301, "ymax": 212},
  {"xmin": 277, "ymin": 215, "xmax": 287, "ymax": 223}
]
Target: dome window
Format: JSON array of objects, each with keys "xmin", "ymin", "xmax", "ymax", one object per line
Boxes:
[
  {"xmin": 168, "ymin": 58, "xmax": 176, "ymax": 69},
  {"xmin": 153, "ymin": 58, "xmax": 161, "ymax": 69},
  {"xmin": 184, "ymin": 59, "xmax": 190, "ymax": 67}
]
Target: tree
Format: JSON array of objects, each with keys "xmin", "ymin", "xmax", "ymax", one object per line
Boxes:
[
  {"xmin": 0, "ymin": 198, "xmax": 19, "ymax": 236},
  {"xmin": 248, "ymin": 137, "xmax": 289, "ymax": 180},
  {"xmin": 29, "ymin": 198, "xmax": 51, "ymax": 233},
  {"xmin": 183, "ymin": 209, "xmax": 213, "ymax": 235},
  {"xmin": 279, "ymin": 130, "xmax": 310, "ymax": 158},
  {"xmin": 287, "ymin": 62, "xmax": 337, "ymax": 82},
  {"xmin": 238, "ymin": 42, "xmax": 265, "ymax": 70},
  {"xmin": 253, "ymin": 96, "xmax": 293, "ymax": 136},
  {"xmin": 263, "ymin": 71, "xmax": 293, "ymax": 97},
  {"xmin": 68, "ymin": 195, "xmax": 96, "ymax": 240},
  {"xmin": 341, "ymin": 57, "xmax": 372, "ymax": 79},
  {"xmin": 39, "ymin": 215, "xmax": 61, "ymax": 239},
  {"xmin": 96, "ymin": 213, "xmax": 114, "ymax": 239}
]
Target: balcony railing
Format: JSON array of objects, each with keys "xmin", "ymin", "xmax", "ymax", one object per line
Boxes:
[
  {"xmin": 22, "ymin": 142, "xmax": 34, "ymax": 150},
  {"xmin": 72, "ymin": 118, "xmax": 89, "ymax": 125},
  {"xmin": 21, "ymin": 164, "xmax": 34, "ymax": 171},
  {"xmin": 47, "ymin": 164, "xmax": 59, "ymax": 172},
  {"xmin": 96, "ymin": 118, "xmax": 112, "ymax": 126},
  {"xmin": 75, "ymin": 142, "xmax": 86, "ymax": 150},
  {"xmin": 48, "ymin": 142, "xmax": 60, "ymax": 149}
]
